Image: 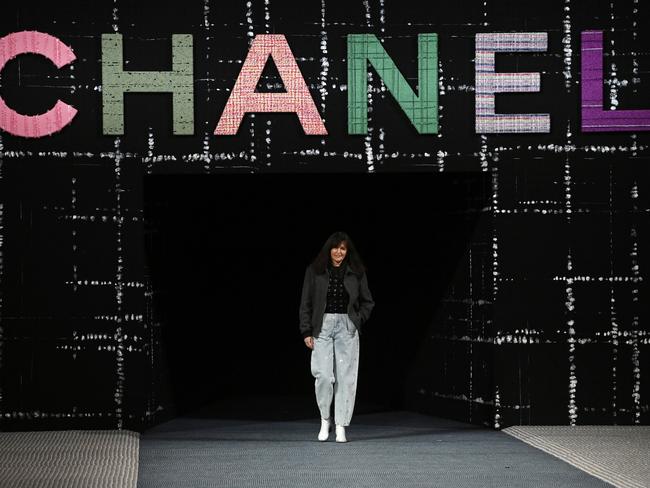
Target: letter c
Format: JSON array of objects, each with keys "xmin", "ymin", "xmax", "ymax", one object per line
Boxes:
[{"xmin": 0, "ymin": 31, "xmax": 77, "ymax": 138}]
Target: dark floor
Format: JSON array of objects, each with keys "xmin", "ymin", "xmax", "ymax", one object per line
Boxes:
[
  {"xmin": 186, "ymin": 392, "xmax": 391, "ymax": 420},
  {"xmin": 136, "ymin": 394, "xmax": 612, "ymax": 488}
]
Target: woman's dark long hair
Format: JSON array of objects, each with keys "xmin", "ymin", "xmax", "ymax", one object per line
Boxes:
[{"xmin": 310, "ymin": 231, "xmax": 367, "ymax": 275}]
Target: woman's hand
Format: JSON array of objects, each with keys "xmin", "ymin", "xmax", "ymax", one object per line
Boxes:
[{"xmin": 304, "ymin": 336, "xmax": 314, "ymax": 349}]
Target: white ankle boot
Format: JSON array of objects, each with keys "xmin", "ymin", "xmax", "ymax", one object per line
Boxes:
[
  {"xmin": 318, "ymin": 418, "xmax": 331, "ymax": 441},
  {"xmin": 335, "ymin": 424, "xmax": 347, "ymax": 443}
]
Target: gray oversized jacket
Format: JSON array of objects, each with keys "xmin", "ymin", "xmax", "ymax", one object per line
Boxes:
[{"xmin": 299, "ymin": 262, "xmax": 375, "ymax": 338}]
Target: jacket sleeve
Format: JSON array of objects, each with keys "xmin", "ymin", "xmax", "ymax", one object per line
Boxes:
[
  {"xmin": 299, "ymin": 265, "xmax": 314, "ymax": 338},
  {"xmin": 357, "ymin": 271, "xmax": 375, "ymax": 325}
]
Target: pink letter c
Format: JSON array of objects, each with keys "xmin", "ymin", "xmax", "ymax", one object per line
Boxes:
[{"xmin": 0, "ymin": 31, "xmax": 77, "ymax": 138}]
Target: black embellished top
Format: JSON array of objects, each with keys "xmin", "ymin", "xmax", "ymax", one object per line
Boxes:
[{"xmin": 325, "ymin": 260, "xmax": 350, "ymax": 313}]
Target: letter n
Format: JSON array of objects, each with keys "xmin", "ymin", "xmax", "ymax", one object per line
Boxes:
[{"xmin": 347, "ymin": 34, "xmax": 438, "ymax": 135}]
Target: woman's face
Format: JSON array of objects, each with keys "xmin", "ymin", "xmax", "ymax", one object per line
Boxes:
[{"xmin": 330, "ymin": 241, "xmax": 348, "ymax": 266}]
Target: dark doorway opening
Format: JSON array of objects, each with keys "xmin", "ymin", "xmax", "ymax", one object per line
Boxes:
[{"xmin": 143, "ymin": 172, "xmax": 489, "ymax": 422}]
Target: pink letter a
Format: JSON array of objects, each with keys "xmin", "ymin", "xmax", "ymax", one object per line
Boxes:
[{"xmin": 215, "ymin": 35, "xmax": 327, "ymax": 135}]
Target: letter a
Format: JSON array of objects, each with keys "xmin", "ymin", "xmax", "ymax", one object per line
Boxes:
[{"xmin": 215, "ymin": 35, "xmax": 327, "ymax": 135}]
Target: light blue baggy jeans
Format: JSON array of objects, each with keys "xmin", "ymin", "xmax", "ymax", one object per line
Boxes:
[{"xmin": 310, "ymin": 313, "xmax": 360, "ymax": 427}]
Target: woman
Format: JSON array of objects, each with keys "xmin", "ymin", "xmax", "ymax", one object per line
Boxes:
[{"xmin": 299, "ymin": 231, "xmax": 375, "ymax": 443}]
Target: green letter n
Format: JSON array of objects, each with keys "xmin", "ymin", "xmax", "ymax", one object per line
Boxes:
[
  {"xmin": 102, "ymin": 34, "xmax": 194, "ymax": 135},
  {"xmin": 347, "ymin": 34, "xmax": 438, "ymax": 135}
]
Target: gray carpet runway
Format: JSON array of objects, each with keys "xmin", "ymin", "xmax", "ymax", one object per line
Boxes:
[
  {"xmin": 136, "ymin": 411, "xmax": 612, "ymax": 488},
  {"xmin": 0, "ymin": 430, "xmax": 139, "ymax": 488},
  {"xmin": 504, "ymin": 425, "xmax": 650, "ymax": 488}
]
